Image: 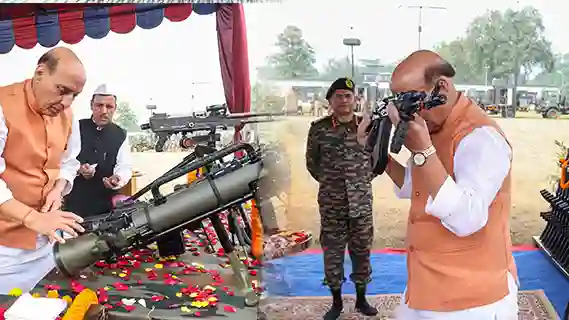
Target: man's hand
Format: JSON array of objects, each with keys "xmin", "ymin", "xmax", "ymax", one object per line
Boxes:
[
  {"xmin": 386, "ymin": 103, "xmax": 432, "ymax": 152},
  {"xmin": 356, "ymin": 107, "xmax": 372, "ymax": 146},
  {"xmin": 23, "ymin": 210, "xmax": 85, "ymax": 244},
  {"xmin": 103, "ymin": 175, "xmax": 121, "ymax": 189},
  {"xmin": 78, "ymin": 163, "xmax": 95, "ymax": 179},
  {"xmin": 41, "ymin": 185, "xmax": 64, "ymax": 213}
]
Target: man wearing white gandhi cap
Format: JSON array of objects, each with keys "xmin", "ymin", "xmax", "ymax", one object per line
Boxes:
[{"xmin": 63, "ymin": 84, "xmax": 133, "ymax": 217}]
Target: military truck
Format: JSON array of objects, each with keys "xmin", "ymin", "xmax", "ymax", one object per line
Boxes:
[{"xmin": 530, "ymin": 88, "xmax": 564, "ymax": 118}]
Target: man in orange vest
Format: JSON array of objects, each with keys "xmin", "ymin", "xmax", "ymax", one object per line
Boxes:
[
  {"xmin": 0, "ymin": 48, "xmax": 86, "ymax": 294},
  {"xmin": 358, "ymin": 50, "xmax": 518, "ymax": 319}
]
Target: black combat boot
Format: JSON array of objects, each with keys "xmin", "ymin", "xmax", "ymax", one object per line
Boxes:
[
  {"xmin": 355, "ymin": 285, "xmax": 378, "ymax": 316},
  {"xmin": 323, "ymin": 288, "xmax": 343, "ymax": 320}
]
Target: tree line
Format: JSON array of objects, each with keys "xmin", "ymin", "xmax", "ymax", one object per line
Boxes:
[
  {"xmin": 256, "ymin": 25, "xmax": 397, "ymax": 84},
  {"xmin": 258, "ymin": 6, "xmax": 567, "ymax": 93}
]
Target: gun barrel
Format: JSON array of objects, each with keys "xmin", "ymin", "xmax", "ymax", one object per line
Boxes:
[{"xmin": 227, "ymin": 112, "xmax": 286, "ymax": 118}]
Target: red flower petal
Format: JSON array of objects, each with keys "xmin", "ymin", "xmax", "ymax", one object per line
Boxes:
[
  {"xmin": 151, "ymin": 295, "xmax": 165, "ymax": 302},
  {"xmin": 124, "ymin": 305, "xmax": 136, "ymax": 312},
  {"xmin": 97, "ymin": 289, "xmax": 109, "ymax": 303},
  {"xmin": 44, "ymin": 284, "xmax": 61, "ymax": 290},
  {"xmin": 118, "ymin": 260, "xmax": 129, "ymax": 266},
  {"xmin": 224, "ymin": 305, "xmax": 237, "ymax": 313},
  {"xmin": 112, "ymin": 282, "xmax": 129, "ymax": 291}
]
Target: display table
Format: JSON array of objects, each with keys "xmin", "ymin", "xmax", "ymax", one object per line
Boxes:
[{"xmin": 0, "ymin": 238, "xmax": 260, "ymax": 319}]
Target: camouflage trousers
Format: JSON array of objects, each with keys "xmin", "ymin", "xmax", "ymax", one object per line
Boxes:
[{"xmin": 319, "ymin": 212, "xmax": 373, "ymax": 290}]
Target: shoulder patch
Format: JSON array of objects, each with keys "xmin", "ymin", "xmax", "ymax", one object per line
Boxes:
[{"xmin": 311, "ymin": 115, "xmax": 332, "ymax": 126}]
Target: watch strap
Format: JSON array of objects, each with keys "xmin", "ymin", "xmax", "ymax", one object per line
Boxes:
[
  {"xmin": 411, "ymin": 145, "xmax": 436, "ymax": 166},
  {"xmin": 421, "ymin": 145, "xmax": 436, "ymax": 157}
]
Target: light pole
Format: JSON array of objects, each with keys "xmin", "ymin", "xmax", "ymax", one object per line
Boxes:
[
  {"xmin": 343, "ymin": 27, "xmax": 361, "ymax": 79},
  {"xmin": 145, "ymin": 98, "xmax": 156, "ymax": 118},
  {"xmin": 399, "ymin": 5, "xmax": 447, "ymax": 49}
]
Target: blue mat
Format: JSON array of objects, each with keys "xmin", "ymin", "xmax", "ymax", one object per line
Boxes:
[{"xmin": 264, "ymin": 250, "xmax": 569, "ymax": 316}]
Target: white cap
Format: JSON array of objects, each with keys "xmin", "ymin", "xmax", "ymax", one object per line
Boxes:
[{"xmin": 93, "ymin": 84, "xmax": 116, "ymax": 98}]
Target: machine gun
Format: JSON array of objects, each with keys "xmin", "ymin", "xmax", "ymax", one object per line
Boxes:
[
  {"xmin": 365, "ymin": 90, "xmax": 446, "ymax": 175},
  {"xmin": 537, "ymin": 148, "xmax": 569, "ymax": 278},
  {"xmin": 53, "ymin": 142, "xmax": 278, "ymax": 307},
  {"xmin": 140, "ymin": 103, "xmax": 283, "ymax": 152}
]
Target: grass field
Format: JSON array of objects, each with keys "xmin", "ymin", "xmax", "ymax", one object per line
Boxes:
[{"xmin": 130, "ymin": 112, "xmax": 569, "ymax": 248}]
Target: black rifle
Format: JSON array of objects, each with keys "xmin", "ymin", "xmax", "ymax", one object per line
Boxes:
[
  {"xmin": 365, "ymin": 90, "xmax": 446, "ymax": 175},
  {"xmin": 140, "ymin": 103, "xmax": 283, "ymax": 152}
]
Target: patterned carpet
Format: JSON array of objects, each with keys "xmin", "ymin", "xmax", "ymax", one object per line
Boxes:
[{"xmin": 258, "ymin": 290, "xmax": 559, "ymax": 320}]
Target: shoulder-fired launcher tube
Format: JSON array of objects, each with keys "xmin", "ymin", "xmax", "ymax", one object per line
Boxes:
[{"xmin": 131, "ymin": 161, "xmax": 266, "ymax": 233}]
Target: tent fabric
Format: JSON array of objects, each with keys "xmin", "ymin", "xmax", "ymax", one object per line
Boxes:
[
  {"xmin": 0, "ymin": 3, "xmax": 251, "ymax": 116},
  {"xmin": 0, "ymin": 4, "xmax": 219, "ymax": 54},
  {"xmin": 216, "ymin": 4, "xmax": 251, "ymax": 157}
]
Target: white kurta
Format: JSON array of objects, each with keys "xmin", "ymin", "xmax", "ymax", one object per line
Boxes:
[
  {"xmin": 0, "ymin": 107, "xmax": 81, "ymax": 294},
  {"xmin": 394, "ymin": 126, "xmax": 519, "ymax": 319}
]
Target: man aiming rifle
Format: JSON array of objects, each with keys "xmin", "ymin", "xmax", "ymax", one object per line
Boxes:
[{"xmin": 357, "ymin": 50, "xmax": 518, "ymax": 320}]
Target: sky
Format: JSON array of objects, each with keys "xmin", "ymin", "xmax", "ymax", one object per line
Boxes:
[{"xmin": 0, "ymin": 0, "xmax": 567, "ymax": 121}]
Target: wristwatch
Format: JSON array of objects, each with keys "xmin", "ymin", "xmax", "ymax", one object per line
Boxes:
[{"xmin": 411, "ymin": 145, "xmax": 436, "ymax": 167}]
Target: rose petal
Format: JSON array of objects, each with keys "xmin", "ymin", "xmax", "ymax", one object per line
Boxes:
[
  {"xmin": 151, "ymin": 295, "xmax": 165, "ymax": 302},
  {"xmin": 124, "ymin": 305, "xmax": 136, "ymax": 312},
  {"xmin": 224, "ymin": 305, "xmax": 237, "ymax": 313},
  {"xmin": 44, "ymin": 284, "xmax": 61, "ymax": 291},
  {"xmin": 113, "ymin": 282, "xmax": 130, "ymax": 291}
]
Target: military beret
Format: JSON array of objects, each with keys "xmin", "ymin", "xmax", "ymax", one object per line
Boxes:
[{"xmin": 325, "ymin": 77, "xmax": 355, "ymax": 100}]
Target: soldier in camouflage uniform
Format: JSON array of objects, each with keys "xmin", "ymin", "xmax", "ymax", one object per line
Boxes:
[{"xmin": 305, "ymin": 78, "xmax": 378, "ymax": 319}]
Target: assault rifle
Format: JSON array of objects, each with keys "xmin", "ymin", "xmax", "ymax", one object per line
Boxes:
[
  {"xmin": 140, "ymin": 104, "xmax": 284, "ymax": 152},
  {"xmin": 365, "ymin": 90, "xmax": 446, "ymax": 175}
]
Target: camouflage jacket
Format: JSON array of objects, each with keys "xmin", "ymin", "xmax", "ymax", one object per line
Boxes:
[{"xmin": 305, "ymin": 114, "xmax": 375, "ymax": 218}]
